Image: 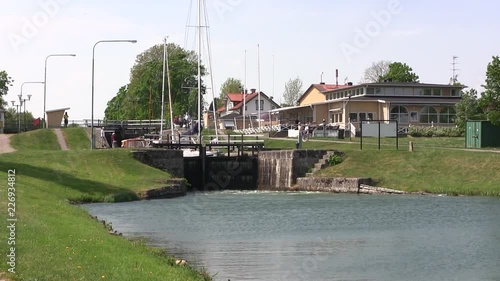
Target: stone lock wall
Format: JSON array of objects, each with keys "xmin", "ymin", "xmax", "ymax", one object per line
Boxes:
[
  {"xmin": 258, "ymin": 150, "xmax": 328, "ymax": 190},
  {"xmin": 131, "ymin": 149, "xmax": 184, "ymax": 177}
]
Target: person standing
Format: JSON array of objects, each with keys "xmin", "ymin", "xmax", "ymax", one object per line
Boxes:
[
  {"xmin": 111, "ymin": 132, "xmax": 117, "ymax": 148},
  {"xmin": 100, "ymin": 127, "xmax": 107, "ymax": 148},
  {"xmin": 63, "ymin": 112, "xmax": 69, "ymax": 127}
]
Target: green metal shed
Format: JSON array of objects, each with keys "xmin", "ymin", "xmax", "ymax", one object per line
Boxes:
[{"xmin": 466, "ymin": 121, "xmax": 500, "ymax": 148}]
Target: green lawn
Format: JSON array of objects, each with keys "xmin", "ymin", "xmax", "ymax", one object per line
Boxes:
[
  {"xmin": 265, "ymin": 138, "xmax": 500, "ymax": 196},
  {"xmin": 63, "ymin": 127, "xmax": 91, "ymax": 150},
  {"xmin": 10, "ymin": 129, "xmax": 61, "ymax": 150},
  {"xmin": 0, "ymin": 130, "xmax": 210, "ymax": 281}
]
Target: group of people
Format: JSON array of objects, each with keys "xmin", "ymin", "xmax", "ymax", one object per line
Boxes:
[
  {"xmin": 100, "ymin": 127, "xmax": 119, "ymax": 148},
  {"xmin": 173, "ymin": 114, "xmax": 192, "ymax": 128}
]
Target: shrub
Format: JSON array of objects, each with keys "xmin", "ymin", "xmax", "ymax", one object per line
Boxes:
[
  {"xmin": 328, "ymin": 154, "xmax": 343, "ymax": 166},
  {"xmin": 408, "ymin": 126, "xmax": 464, "ymax": 137}
]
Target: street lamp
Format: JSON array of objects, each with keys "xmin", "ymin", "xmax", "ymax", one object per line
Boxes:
[
  {"xmin": 91, "ymin": 39, "xmax": 137, "ymax": 149},
  {"xmin": 21, "ymin": 81, "xmax": 44, "ymax": 131},
  {"xmin": 44, "ymin": 54, "xmax": 76, "ymax": 128},
  {"xmin": 11, "ymin": 100, "xmax": 23, "ymax": 133}
]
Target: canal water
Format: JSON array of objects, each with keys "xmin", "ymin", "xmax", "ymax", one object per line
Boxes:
[{"xmin": 83, "ymin": 192, "xmax": 500, "ymax": 281}]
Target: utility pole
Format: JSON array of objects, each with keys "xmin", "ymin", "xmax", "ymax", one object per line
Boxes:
[{"xmin": 451, "ymin": 56, "xmax": 459, "ymax": 84}]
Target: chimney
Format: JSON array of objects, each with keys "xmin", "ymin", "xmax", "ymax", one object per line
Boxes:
[
  {"xmin": 336, "ymin": 69, "xmax": 339, "ymax": 87},
  {"xmin": 245, "ymin": 89, "xmax": 248, "ymax": 94},
  {"xmin": 250, "ymin": 88, "xmax": 256, "ymax": 93}
]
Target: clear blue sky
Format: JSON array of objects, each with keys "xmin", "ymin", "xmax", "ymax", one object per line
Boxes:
[{"xmin": 1, "ymin": 0, "xmax": 499, "ymax": 120}]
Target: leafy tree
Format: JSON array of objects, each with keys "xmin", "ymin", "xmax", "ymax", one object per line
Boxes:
[
  {"xmin": 220, "ymin": 78, "xmax": 243, "ymax": 96},
  {"xmin": 381, "ymin": 62, "xmax": 420, "ymax": 83},
  {"xmin": 105, "ymin": 43, "xmax": 205, "ymax": 121},
  {"xmin": 283, "ymin": 77, "xmax": 303, "ymax": 106},
  {"xmin": 4, "ymin": 106, "xmax": 34, "ymax": 131},
  {"xmin": 0, "ymin": 70, "xmax": 14, "ymax": 108},
  {"xmin": 479, "ymin": 56, "xmax": 500, "ymax": 125},
  {"xmin": 454, "ymin": 88, "xmax": 484, "ymax": 129},
  {"xmin": 362, "ymin": 60, "xmax": 391, "ymax": 83}
]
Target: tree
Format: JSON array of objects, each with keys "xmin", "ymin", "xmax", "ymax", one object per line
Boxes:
[
  {"xmin": 104, "ymin": 43, "xmax": 204, "ymax": 121},
  {"xmin": 362, "ymin": 60, "xmax": 391, "ymax": 83},
  {"xmin": 0, "ymin": 70, "xmax": 14, "ymax": 109},
  {"xmin": 283, "ymin": 77, "xmax": 303, "ymax": 106},
  {"xmin": 454, "ymin": 88, "xmax": 484, "ymax": 130},
  {"xmin": 479, "ymin": 56, "xmax": 500, "ymax": 125},
  {"xmin": 219, "ymin": 78, "xmax": 243, "ymax": 108},
  {"xmin": 381, "ymin": 62, "xmax": 420, "ymax": 83}
]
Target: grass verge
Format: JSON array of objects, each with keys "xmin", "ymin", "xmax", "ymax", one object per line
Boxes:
[
  {"xmin": 0, "ymin": 135, "xmax": 210, "ymax": 280},
  {"xmin": 265, "ymin": 138, "xmax": 500, "ymax": 196},
  {"xmin": 62, "ymin": 127, "xmax": 91, "ymax": 150},
  {"xmin": 10, "ymin": 129, "xmax": 61, "ymax": 151}
]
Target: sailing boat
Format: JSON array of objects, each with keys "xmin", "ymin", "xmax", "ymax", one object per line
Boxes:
[{"xmin": 182, "ymin": 0, "xmax": 218, "ymax": 157}]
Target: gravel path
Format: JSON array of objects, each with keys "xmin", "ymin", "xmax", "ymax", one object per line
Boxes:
[
  {"xmin": 54, "ymin": 128, "xmax": 69, "ymax": 151},
  {"xmin": 0, "ymin": 134, "xmax": 15, "ymax": 154}
]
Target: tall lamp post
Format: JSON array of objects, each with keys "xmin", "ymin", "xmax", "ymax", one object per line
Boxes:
[
  {"xmin": 11, "ymin": 100, "xmax": 23, "ymax": 133},
  {"xmin": 91, "ymin": 39, "xmax": 137, "ymax": 149},
  {"xmin": 44, "ymin": 54, "xmax": 76, "ymax": 128},
  {"xmin": 21, "ymin": 81, "xmax": 44, "ymax": 131},
  {"xmin": 18, "ymin": 94, "xmax": 32, "ymax": 132}
]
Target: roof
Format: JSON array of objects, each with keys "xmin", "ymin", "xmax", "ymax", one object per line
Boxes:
[
  {"xmin": 297, "ymin": 84, "xmax": 350, "ymax": 103},
  {"xmin": 228, "ymin": 92, "xmax": 259, "ymax": 110},
  {"xmin": 323, "ymin": 82, "xmax": 464, "ymax": 93},
  {"xmin": 226, "ymin": 93, "xmax": 245, "ymax": 102},
  {"xmin": 46, "ymin": 107, "xmax": 70, "ymax": 113}
]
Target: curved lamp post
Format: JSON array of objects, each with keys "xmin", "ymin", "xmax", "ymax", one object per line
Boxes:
[
  {"xmin": 91, "ymin": 39, "xmax": 137, "ymax": 149},
  {"xmin": 44, "ymin": 54, "xmax": 76, "ymax": 128}
]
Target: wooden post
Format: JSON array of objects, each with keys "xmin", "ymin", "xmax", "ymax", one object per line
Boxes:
[{"xmin": 409, "ymin": 141, "xmax": 414, "ymax": 152}]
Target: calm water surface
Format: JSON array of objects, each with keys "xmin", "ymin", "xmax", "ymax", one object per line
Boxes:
[{"xmin": 84, "ymin": 192, "xmax": 500, "ymax": 281}]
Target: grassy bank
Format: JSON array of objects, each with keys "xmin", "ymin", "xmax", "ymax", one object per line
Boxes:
[
  {"xmin": 265, "ymin": 138, "xmax": 500, "ymax": 196},
  {"xmin": 0, "ymin": 130, "xmax": 209, "ymax": 280},
  {"xmin": 10, "ymin": 129, "xmax": 61, "ymax": 150},
  {"xmin": 62, "ymin": 127, "xmax": 91, "ymax": 150}
]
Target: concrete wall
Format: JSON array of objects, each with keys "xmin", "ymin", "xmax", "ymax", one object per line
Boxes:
[
  {"xmin": 295, "ymin": 177, "xmax": 371, "ymax": 193},
  {"xmin": 258, "ymin": 150, "xmax": 328, "ymax": 191},
  {"xmin": 137, "ymin": 179, "xmax": 187, "ymax": 200},
  {"xmin": 131, "ymin": 149, "xmax": 184, "ymax": 177}
]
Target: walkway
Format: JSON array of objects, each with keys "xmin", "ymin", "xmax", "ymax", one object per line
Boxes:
[
  {"xmin": 0, "ymin": 134, "xmax": 15, "ymax": 154},
  {"xmin": 54, "ymin": 128, "xmax": 69, "ymax": 151}
]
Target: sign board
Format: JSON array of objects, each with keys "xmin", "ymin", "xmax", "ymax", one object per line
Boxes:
[{"xmin": 362, "ymin": 122, "xmax": 397, "ymax": 137}]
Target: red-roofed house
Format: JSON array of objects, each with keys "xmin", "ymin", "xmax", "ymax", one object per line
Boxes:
[{"xmin": 205, "ymin": 88, "xmax": 281, "ymax": 129}]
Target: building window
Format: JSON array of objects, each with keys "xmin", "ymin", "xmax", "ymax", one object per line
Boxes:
[
  {"xmin": 410, "ymin": 111, "xmax": 418, "ymax": 122},
  {"xmin": 375, "ymin": 88, "xmax": 382, "ymax": 94},
  {"xmin": 423, "ymin": 89, "xmax": 432, "ymax": 96},
  {"xmin": 390, "ymin": 106, "xmax": 409, "ymax": 124},
  {"xmin": 419, "ymin": 106, "xmax": 438, "ymax": 124},
  {"xmin": 367, "ymin": 113, "xmax": 374, "ymax": 120},
  {"xmin": 451, "ymin": 89, "xmax": 460, "ymax": 97},
  {"xmin": 439, "ymin": 107, "xmax": 456, "ymax": 124},
  {"xmin": 433, "ymin": 89, "xmax": 442, "ymax": 96},
  {"xmin": 367, "ymin": 88, "xmax": 374, "ymax": 95},
  {"xmin": 349, "ymin": 113, "xmax": 358, "ymax": 122},
  {"xmin": 254, "ymin": 100, "xmax": 264, "ymax": 110}
]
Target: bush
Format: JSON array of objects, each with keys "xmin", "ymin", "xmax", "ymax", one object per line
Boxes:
[
  {"xmin": 328, "ymin": 154, "xmax": 343, "ymax": 166},
  {"xmin": 408, "ymin": 126, "xmax": 464, "ymax": 137}
]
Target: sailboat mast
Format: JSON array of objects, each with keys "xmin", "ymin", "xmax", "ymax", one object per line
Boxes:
[
  {"xmin": 257, "ymin": 44, "xmax": 261, "ymax": 129},
  {"xmin": 160, "ymin": 37, "xmax": 166, "ymax": 141},
  {"xmin": 165, "ymin": 36, "xmax": 175, "ymax": 141},
  {"xmin": 243, "ymin": 49, "xmax": 247, "ymax": 130},
  {"xmin": 197, "ymin": 0, "xmax": 202, "ymax": 143}
]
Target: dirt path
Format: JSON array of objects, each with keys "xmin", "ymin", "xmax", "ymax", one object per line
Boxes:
[
  {"xmin": 0, "ymin": 134, "xmax": 15, "ymax": 154},
  {"xmin": 54, "ymin": 129, "xmax": 69, "ymax": 151}
]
